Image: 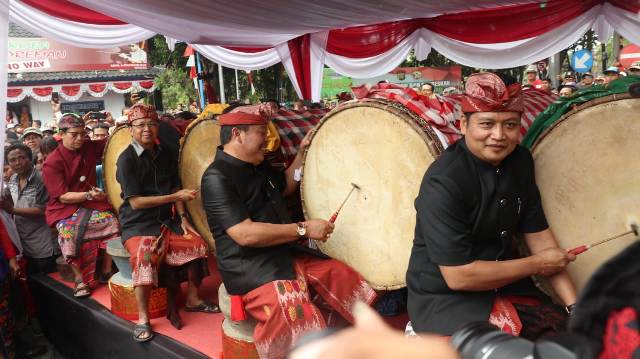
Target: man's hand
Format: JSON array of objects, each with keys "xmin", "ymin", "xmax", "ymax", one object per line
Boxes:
[
  {"xmin": 304, "ymin": 219, "xmax": 334, "ymax": 242},
  {"xmin": 8, "ymin": 258, "xmax": 20, "ymax": 279},
  {"xmin": 89, "ymin": 188, "xmax": 106, "ymax": 202},
  {"xmin": 174, "ymin": 189, "xmax": 198, "ymax": 202},
  {"xmin": 534, "ymin": 247, "xmax": 576, "ymax": 276},
  {"xmin": 299, "ymin": 130, "xmax": 313, "ymax": 152},
  {"xmin": 181, "ymin": 217, "xmax": 197, "ymax": 238},
  {"xmin": 0, "ymin": 196, "xmax": 14, "ymax": 214},
  {"xmin": 50, "ymin": 100, "xmax": 61, "ymax": 113},
  {"xmin": 130, "ymin": 93, "xmax": 142, "ymax": 104}
]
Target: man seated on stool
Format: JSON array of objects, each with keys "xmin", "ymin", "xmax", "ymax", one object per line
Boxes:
[
  {"xmin": 116, "ymin": 103, "xmax": 217, "ymax": 343},
  {"xmin": 407, "ymin": 73, "xmax": 578, "ymax": 339},
  {"xmin": 202, "ymin": 109, "xmax": 377, "ymax": 359}
]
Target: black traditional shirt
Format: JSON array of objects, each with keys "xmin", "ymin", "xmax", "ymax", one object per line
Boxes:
[
  {"xmin": 116, "ymin": 140, "xmax": 180, "ymax": 242},
  {"xmin": 407, "ymin": 139, "xmax": 549, "ymax": 335},
  {"xmin": 201, "ymin": 147, "xmax": 295, "ymax": 295}
]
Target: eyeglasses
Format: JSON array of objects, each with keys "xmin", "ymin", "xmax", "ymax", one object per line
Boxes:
[
  {"xmin": 65, "ymin": 131, "xmax": 84, "ymax": 138},
  {"xmin": 130, "ymin": 122, "xmax": 159, "ymax": 129}
]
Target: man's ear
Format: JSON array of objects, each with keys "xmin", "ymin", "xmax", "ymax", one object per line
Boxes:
[{"xmin": 460, "ymin": 114, "xmax": 469, "ymax": 136}]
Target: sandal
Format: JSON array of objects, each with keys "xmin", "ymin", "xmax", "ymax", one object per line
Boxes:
[
  {"xmin": 184, "ymin": 301, "xmax": 221, "ymax": 313},
  {"xmin": 73, "ymin": 282, "xmax": 91, "ymax": 298},
  {"xmin": 133, "ymin": 323, "xmax": 154, "ymax": 342}
]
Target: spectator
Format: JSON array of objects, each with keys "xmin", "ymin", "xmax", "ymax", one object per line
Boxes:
[
  {"xmin": 628, "ymin": 61, "xmax": 640, "ymax": 77},
  {"xmin": 420, "ymin": 83, "xmax": 436, "ymax": 98},
  {"xmin": 563, "ymin": 71, "xmax": 576, "ymax": 84},
  {"xmin": 578, "ymin": 72, "xmax": 594, "ymax": 89},
  {"xmin": 18, "ymin": 105, "xmax": 32, "ymax": 129},
  {"xmin": 3, "ymin": 144, "xmax": 60, "ymax": 275},
  {"xmin": 32, "ymin": 120, "xmax": 41, "ymax": 129},
  {"xmin": 89, "ymin": 122, "xmax": 110, "ymax": 141},
  {"xmin": 524, "ymin": 65, "xmax": 541, "ymax": 87},
  {"xmin": 20, "ymin": 127, "xmax": 43, "ymax": 159},
  {"xmin": 594, "ymin": 74, "xmax": 607, "ymax": 85},
  {"xmin": 603, "ymin": 67, "xmax": 620, "ymax": 83},
  {"xmin": 536, "ymin": 77, "xmax": 552, "ymax": 93},
  {"xmin": 293, "ymin": 100, "xmax": 305, "ymax": 111},
  {"xmin": 559, "ymin": 82, "xmax": 577, "ymax": 97}
]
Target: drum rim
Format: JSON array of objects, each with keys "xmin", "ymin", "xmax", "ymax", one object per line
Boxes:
[
  {"xmin": 102, "ymin": 125, "xmax": 130, "ymax": 215},
  {"xmin": 300, "ymin": 98, "xmax": 445, "ymax": 290},
  {"xmin": 178, "ymin": 116, "xmax": 220, "ymax": 253},
  {"xmin": 530, "ymin": 93, "xmax": 634, "ymax": 151}
]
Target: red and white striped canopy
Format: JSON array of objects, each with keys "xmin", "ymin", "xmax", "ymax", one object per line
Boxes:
[{"xmin": 3, "ymin": 0, "xmax": 640, "ymax": 103}]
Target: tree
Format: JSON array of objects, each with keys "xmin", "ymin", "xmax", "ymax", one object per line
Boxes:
[{"xmin": 153, "ymin": 67, "xmax": 197, "ymax": 110}]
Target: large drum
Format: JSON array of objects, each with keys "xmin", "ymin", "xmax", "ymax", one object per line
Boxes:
[
  {"xmin": 301, "ymin": 99, "xmax": 447, "ymax": 290},
  {"xmin": 103, "ymin": 126, "xmax": 132, "ymax": 213},
  {"xmin": 179, "ymin": 117, "xmax": 221, "ymax": 251},
  {"xmin": 530, "ymin": 94, "xmax": 640, "ymax": 292}
]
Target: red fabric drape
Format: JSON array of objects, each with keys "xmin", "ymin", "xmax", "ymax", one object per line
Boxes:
[
  {"xmin": 7, "ymin": 89, "xmax": 23, "ymax": 98},
  {"xmin": 326, "ymin": 0, "xmax": 601, "ymax": 57},
  {"xmin": 139, "ymin": 81, "xmax": 154, "ymax": 89},
  {"xmin": 61, "ymin": 85, "xmax": 81, "ymax": 97},
  {"xmin": 32, "ymin": 87, "xmax": 53, "ymax": 97},
  {"xmin": 88, "ymin": 83, "xmax": 107, "ymax": 93},
  {"xmin": 113, "ymin": 82, "xmax": 133, "ymax": 90},
  {"xmin": 287, "ymin": 35, "xmax": 312, "ymax": 100},
  {"xmin": 21, "ymin": 0, "xmax": 125, "ymax": 25}
]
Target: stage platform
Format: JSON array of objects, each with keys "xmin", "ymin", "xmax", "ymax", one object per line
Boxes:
[{"xmin": 29, "ymin": 258, "xmax": 408, "ymax": 359}]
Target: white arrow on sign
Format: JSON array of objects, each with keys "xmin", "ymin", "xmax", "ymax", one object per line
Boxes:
[{"xmin": 574, "ymin": 53, "xmax": 590, "ymax": 69}]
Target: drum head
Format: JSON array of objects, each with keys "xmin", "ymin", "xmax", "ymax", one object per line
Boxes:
[
  {"xmin": 103, "ymin": 126, "xmax": 132, "ymax": 214},
  {"xmin": 302, "ymin": 100, "xmax": 443, "ymax": 290},
  {"xmin": 179, "ymin": 118, "xmax": 221, "ymax": 252},
  {"xmin": 531, "ymin": 95, "xmax": 640, "ymax": 292}
]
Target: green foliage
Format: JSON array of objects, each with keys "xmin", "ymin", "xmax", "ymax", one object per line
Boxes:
[{"xmin": 154, "ymin": 67, "xmax": 197, "ymax": 109}]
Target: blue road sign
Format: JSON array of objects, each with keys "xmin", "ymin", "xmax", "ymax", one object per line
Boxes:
[{"xmin": 570, "ymin": 49, "xmax": 593, "ymax": 73}]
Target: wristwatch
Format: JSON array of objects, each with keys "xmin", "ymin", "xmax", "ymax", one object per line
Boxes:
[
  {"xmin": 85, "ymin": 191, "xmax": 93, "ymax": 201},
  {"xmin": 565, "ymin": 303, "xmax": 576, "ymax": 315},
  {"xmin": 296, "ymin": 222, "xmax": 307, "ymax": 237}
]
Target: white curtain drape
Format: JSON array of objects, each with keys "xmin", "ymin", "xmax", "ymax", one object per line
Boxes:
[
  {"xmin": 9, "ymin": 0, "xmax": 155, "ymax": 48},
  {"xmin": 192, "ymin": 45, "xmax": 281, "ymax": 71}
]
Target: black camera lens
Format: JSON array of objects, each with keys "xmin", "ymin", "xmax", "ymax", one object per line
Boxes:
[{"xmin": 451, "ymin": 322, "xmax": 534, "ymax": 359}]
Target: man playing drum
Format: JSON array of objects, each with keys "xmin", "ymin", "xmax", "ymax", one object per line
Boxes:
[
  {"xmin": 407, "ymin": 73, "xmax": 577, "ymax": 339},
  {"xmin": 116, "ymin": 104, "xmax": 215, "ymax": 342},
  {"xmin": 201, "ymin": 110, "xmax": 376, "ymax": 359},
  {"xmin": 42, "ymin": 113, "xmax": 121, "ymax": 298}
]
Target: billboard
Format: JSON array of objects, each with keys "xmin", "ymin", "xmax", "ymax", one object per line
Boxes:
[
  {"xmin": 321, "ymin": 68, "xmax": 353, "ymax": 99},
  {"xmin": 8, "ymin": 37, "xmax": 148, "ymax": 73},
  {"xmin": 352, "ymin": 66, "xmax": 462, "ymax": 92}
]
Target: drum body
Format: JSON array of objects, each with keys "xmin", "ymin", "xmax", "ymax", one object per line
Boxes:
[
  {"xmin": 109, "ymin": 272, "xmax": 167, "ymax": 320},
  {"xmin": 103, "ymin": 126, "xmax": 132, "ymax": 214},
  {"xmin": 218, "ymin": 284, "xmax": 259, "ymax": 359},
  {"xmin": 301, "ymin": 99, "xmax": 446, "ymax": 290},
  {"xmin": 531, "ymin": 94, "xmax": 640, "ymax": 292},
  {"xmin": 179, "ymin": 118, "xmax": 221, "ymax": 251}
]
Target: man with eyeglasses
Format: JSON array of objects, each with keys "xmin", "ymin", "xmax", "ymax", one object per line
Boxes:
[
  {"xmin": 42, "ymin": 114, "xmax": 121, "ymax": 298},
  {"xmin": 116, "ymin": 103, "xmax": 213, "ymax": 342}
]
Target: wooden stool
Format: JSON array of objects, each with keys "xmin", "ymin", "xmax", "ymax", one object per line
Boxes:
[{"xmin": 218, "ymin": 284, "xmax": 258, "ymax": 359}]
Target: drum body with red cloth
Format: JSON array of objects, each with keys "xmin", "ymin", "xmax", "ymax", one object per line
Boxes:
[
  {"xmin": 530, "ymin": 94, "xmax": 640, "ymax": 293},
  {"xmin": 108, "ymin": 272, "xmax": 167, "ymax": 320},
  {"xmin": 218, "ymin": 283, "xmax": 259, "ymax": 359},
  {"xmin": 301, "ymin": 99, "xmax": 447, "ymax": 290}
]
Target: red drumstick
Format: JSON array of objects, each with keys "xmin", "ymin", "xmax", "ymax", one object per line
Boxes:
[
  {"xmin": 568, "ymin": 222, "xmax": 639, "ymax": 255},
  {"xmin": 329, "ymin": 183, "xmax": 360, "ymax": 223}
]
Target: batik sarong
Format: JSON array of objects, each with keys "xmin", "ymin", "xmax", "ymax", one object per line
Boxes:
[
  {"xmin": 489, "ymin": 295, "xmax": 567, "ymax": 340},
  {"xmin": 241, "ymin": 254, "xmax": 376, "ymax": 359},
  {"xmin": 125, "ymin": 228, "xmax": 207, "ymax": 287},
  {"xmin": 56, "ymin": 209, "xmax": 120, "ymax": 285}
]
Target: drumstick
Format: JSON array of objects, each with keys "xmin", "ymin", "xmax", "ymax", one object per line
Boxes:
[
  {"xmin": 568, "ymin": 222, "xmax": 639, "ymax": 255},
  {"xmin": 329, "ymin": 183, "xmax": 360, "ymax": 223}
]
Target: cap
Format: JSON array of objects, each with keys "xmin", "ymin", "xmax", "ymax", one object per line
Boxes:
[
  {"xmin": 525, "ymin": 65, "xmax": 537, "ymax": 73},
  {"xmin": 218, "ymin": 112, "xmax": 267, "ymax": 126},
  {"xmin": 629, "ymin": 61, "xmax": 640, "ymax": 70},
  {"xmin": 22, "ymin": 127, "xmax": 42, "ymax": 138},
  {"xmin": 604, "ymin": 66, "xmax": 620, "ymax": 74}
]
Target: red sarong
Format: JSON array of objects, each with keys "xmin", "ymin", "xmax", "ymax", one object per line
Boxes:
[
  {"xmin": 241, "ymin": 255, "xmax": 376, "ymax": 359},
  {"xmin": 125, "ymin": 228, "xmax": 207, "ymax": 287}
]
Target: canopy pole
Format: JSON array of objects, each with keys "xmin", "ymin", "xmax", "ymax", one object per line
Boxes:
[
  {"xmin": 195, "ymin": 52, "xmax": 206, "ymax": 109},
  {"xmin": 218, "ymin": 64, "xmax": 226, "ymax": 104},
  {"xmin": 235, "ymin": 69, "xmax": 240, "ymax": 100}
]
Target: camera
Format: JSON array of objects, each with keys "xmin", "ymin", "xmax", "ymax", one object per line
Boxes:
[{"xmin": 451, "ymin": 322, "xmax": 592, "ymax": 359}]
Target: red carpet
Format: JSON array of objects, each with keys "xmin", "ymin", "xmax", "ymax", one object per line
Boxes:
[{"xmin": 50, "ymin": 258, "xmax": 224, "ymax": 359}]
